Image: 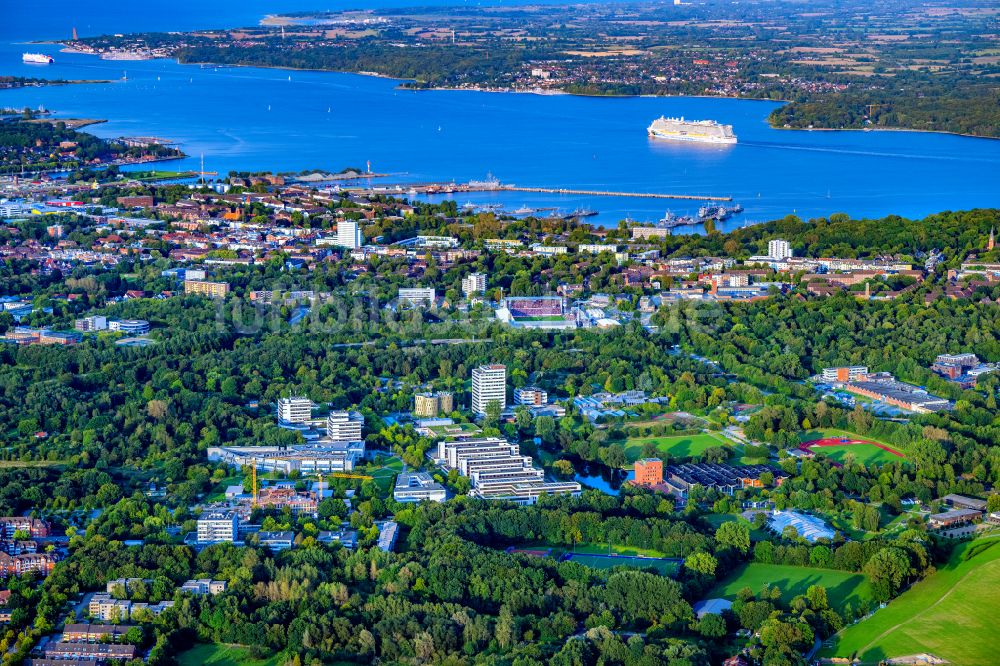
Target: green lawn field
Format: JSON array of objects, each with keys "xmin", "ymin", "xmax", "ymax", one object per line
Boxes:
[
  {"xmin": 820, "ymin": 538, "xmax": 1000, "ymax": 665},
  {"xmin": 623, "ymin": 432, "xmax": 731, "ymax": 464},
  {"xmin": 178, "ymin": 644, "xmax": 279, "ymax": 666},
  {"xmin": 711, "ymin": 563, "xmax": 874, "ymax": 610},
  {"xmin": 798, "ymin": 427, "xmax": 898, "ymax": 450},
  {"xmin": 808, "ymin": 444, "xmax": 902, "ymax": 466},
  {"xmin": 565, "ymin": 552, "xmax": 680, "ymax": 575}
]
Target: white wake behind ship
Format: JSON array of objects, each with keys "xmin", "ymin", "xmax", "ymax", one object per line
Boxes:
[
  {"xmin": 22, "ymin": 53, "xmax": 54, "ymax": 64},
  {"xmin": 647, "ymin": 116, "xmax": 737, "ymax": 144}
]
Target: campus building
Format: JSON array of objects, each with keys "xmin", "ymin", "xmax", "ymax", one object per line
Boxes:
[
  {"xmin": 436, "ymin": 438, "xmax": 581, "ymax": 505},
  {"xmin": 108, "ymin": 319, "xmax": 150, "ymax": 335},
  {"xmin": 633, "ymin": 458, "xmax": 664, "ymax": 486},
  {"xmin": 414, "ymin": 392, "xmax": 456, "ymax": 417},
  {"xmin": 207, "ymin": 441, "xmax": 366, "ymax": 474},
  {"xmin": 196, "ymin": 511, "xmax": 239, "ymax": 544},
  {"xmin": 326, "ymin": 410, "xmax": 364, "ymax": 440},
  {"xmin": 843, "ymin": 375, "xmax": 952, "ymax": 413},
  {"xmin": 472, "ymin": 364, "xmax": 507, "ymax": 415},
  {"xmin": 276, "ymin": 396, "xmax": 313, "ymax": 423},
  {"xmin": 393, "ymin": 471, "xmax": 447, "ymax": 503},
  {"xmin": 513, "ymin": 386, "xmax": 547, "ymax": 406}
]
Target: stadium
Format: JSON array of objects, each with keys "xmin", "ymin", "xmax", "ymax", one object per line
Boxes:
[{"xmin": 495, "ymin": 296, "xmax": 577, "ymax": 329}]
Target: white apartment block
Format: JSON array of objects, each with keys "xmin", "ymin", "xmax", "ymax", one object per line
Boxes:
[
  {"xmin": 768, "ymin": 239, "xmax": 792, "ymax": 260},
  {"xmin": 462, "ymin": 272, "xmax": 487, "ymax": 297},
  {"xmin": 276, "ymin": 397, "xmax": 314, "ymax": 423},
  {"xmin": 513, "ymin": 386, "xmax": 548, "ymax": 406},
  {"xmin": 196, "ymin": 511, "xmax": 239, "ymax": 544},
  {"xmin": 579, "ymin": 244, "xmax": 618, "ymax": 254},
  {"xmin": 398, "ymin": 287, "xmax": 436, "ymax": 306},
  {"xmin": 337, "ymin": 220, "xmax": 363, "ymax": 250},
  {"xmin": 326, "ymin": 410, "xmax": 364, "ymax": 440},
  {"xmin": 471, "ymin": 364, "xmax": 507, "ymax": 415}
]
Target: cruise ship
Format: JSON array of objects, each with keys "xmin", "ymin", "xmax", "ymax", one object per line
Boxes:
[
  {"xmin": 647, "ymin": 116, "xmax": 737, "ymax": 145},
  {"xmin": 22, "ymin": 53, "xmax": 54, "ymax": 65}
]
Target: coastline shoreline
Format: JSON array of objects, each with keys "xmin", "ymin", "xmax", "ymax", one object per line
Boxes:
[{"xmin": 58, "ymin": 47, "xmax": 999, "ymax": 142}]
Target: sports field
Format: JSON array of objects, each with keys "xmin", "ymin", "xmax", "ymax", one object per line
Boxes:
[
  {"xmin": 623, "ymin": 432, "xmax": 731, "ymax": 464},
  {"xmin": 711, "ymin": 563, "xmax": 874, "ymax": 610},
  {"xmin": 564, "ymin": 552, "xmax": 680, "ymax": 575},
  {"xmin": 178, "ymin": 644, "xmax": 279, "ymax": 666},
  {"xmin": 798, "ymin": 428, "xmax": 906, "ymax": 465},
  {"xmin": 821, "ymin": 538, "xmax": 1000, "ymax": 665}
]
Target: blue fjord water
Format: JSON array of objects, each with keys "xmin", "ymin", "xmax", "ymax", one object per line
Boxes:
[{"xmin": 2, "ymin": 1, "xmax": 999, "ymax": 229}]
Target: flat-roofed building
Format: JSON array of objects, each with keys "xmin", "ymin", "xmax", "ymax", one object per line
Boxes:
[
  {"xmin": 108, "ymin": 319, "xmax": 150, "ymax": 335},
  {"xmin": 393, "ymin": 471, "xmax": 447, "ymax": 503},
  {"xmin": 180, "ymin": 579, "xmax": 228, "ymax": 595},
  {"xmin": 821, "ymin": 366, "xmax": 869, "ymax": 383},
  {"xmin": 207, "ymin": 441, "xmax": 366, "ymax": 474},
  {"xmin": 398, "ymin": 287, "xmax": 436, "ymax": 306},
  {"xmin": 462, "ymin": 272, "xmax": 487, "ymax": 297},
  {"xmin": 256, "ymin": 531, "xmax": 296, "ymax": 552},
  {"xmin": 196, "ymin": 511, "xmax": 239, "ymax": 544},
  {"xmin": 184, "ymin": 279, "xmax": 229, "ymax": 298},
  {"xmin": 634, "ymin": 458, "xmax": 664, "ymax": 486},
  {"xmin": 61, "ymin": 623, "xmax": 132, "ymax": 642},
  {"xmin": 276, "ymin": 396, "xmax": 313, "ymax": 423},
  {"xmin": 326, "ymin": 410, "xmax": 363, "ymax": 440},
  {"xmin": 942, "ymin": 494, "xmax": 988, "ymax": 511},
  {"xmin": 414, "ymin": 393, "xmax": 440, "ymax": 417},
  {"xmin": 43, "ymin": 643, "xmax": 137, "ymax": 661},
  {"xmin": 513, "ymin": 386, "xmax": 547, "ymax": 406},
  {"xmin": 472, "ymin": 364, "xmax": 506, "ymax": 415}
]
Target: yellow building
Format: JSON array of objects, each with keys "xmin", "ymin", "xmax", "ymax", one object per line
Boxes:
[{"xmin": 184, "ymin": 280, "xmax": 230, "ymax": 298}]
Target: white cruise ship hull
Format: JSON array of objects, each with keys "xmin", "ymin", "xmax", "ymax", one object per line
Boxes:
[{"xmin": 648, "ymin": 130, "xmax": 737, "ymax": 145}]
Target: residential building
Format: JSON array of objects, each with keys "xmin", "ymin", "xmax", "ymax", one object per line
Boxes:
[
  {"xmin": 183, "ymin": 279, "xmax": 229, "ymax": 298},
  {"xmin": 0, "ymin": 552, "xmax": 57, "ymax": 577},
  {"xmin": 472, "ymin": 364, "xmax": 507, "ymax": 416},
  {"xmin": 393, "ymin": 471, "xmax": 447, "ymax": 503},
  {"xmin": 634, "ymin": 458, "xmax": 664, "ymax": 486},
  {"xmin": 513, "ymin": 386, "xmax": 547, "ymax": 406},
  {"xmin": 337, "ymin": 220, "xmax": 363, "ymax": 249},
  {"xmin": 276, "ymin": 396, "xmax": 313, "ymax": 423},
  {"xmin": 462, "ymin": 272, "xmax": 487, "ymax": 297},
  {"xmin": 61, "ymin": 623, "xmax": 132, "ymax": 642},
  {"xmin": 398, "ymin": 287, "xmax": 436, "ymax": 306},
  {"xmin": 108, "ymin": 319, "xmax": 150, "ymax": 335},
  {"xmin": 0, "ymin": 518, "xmax": 49, "ymax": 539},
  {"xmin": 326, "ymin": 410, "xmax": 364, "ymax": 440},
  {"xmin": 87, "ymin": 594, "xmax": 173, "ymax": 621},
  {"xmin": 43, "ymin": 643, "xmax": 138, "ymax": 661},
  {"xmin": 821, "ymin": 366, "xmax": 869, "ymax": 383},
  {"xmin": 196, "ymin": 511, "xmax": 239, "ymax": 544},
  {"xmin": 768, "ymin": 239, "xmax": 792, "ymax": 259},
  {"xmin": 579, "ymin": 243, "xmax": 618, "ymax": 254}
]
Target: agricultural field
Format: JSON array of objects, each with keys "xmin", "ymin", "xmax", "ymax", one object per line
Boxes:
[
  {"xmin": 623, "ymin": 432, "xmax": 731, "ymax": 464},
  {"xmin": 821, "ymin": 539, "xmax": 1000, "ymax": 665},
  {"xmin": 711, "ymin": 563, "xmax": 874, "ymax": 611},
  {"xmin": 178, "ymin": 644, "xmax": 280, "ymax": 666}
]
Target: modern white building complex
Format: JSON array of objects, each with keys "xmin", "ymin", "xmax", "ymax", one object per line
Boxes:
[
  {"xmin": 326, "ymin": 410, "xmax": 364, "ymax": 440},
  {"xmin": 108, "ymin": 319, "xmax": 150, "ymax": 335},
  {"xmin": 276, "ymin": 397, "xmax": 314, "ymax": 424},
  {"xmin": 462, "ymin": 272, "xmax": 487, "ymax": 297},
  {"xmin": 337, "ymin": 220, "xmax": 363, "ymax": 250},
  {"xmin": 393, "ymin": 471, "xmax": 447, "ymax": 503},
  {"xmin": 207, "ymin": 441, "xmax": 366, "ymax": 474},
  {"xmin": 471, "ymin": 364, "xmax": 507, "ymax": 415},
  {"xmin": 436, "ymin": 437, "xmax": 581, "ymax": 504},
  {"xmin": 197, "ymin": 511, "xmax": 239, "ymax": 544}
]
